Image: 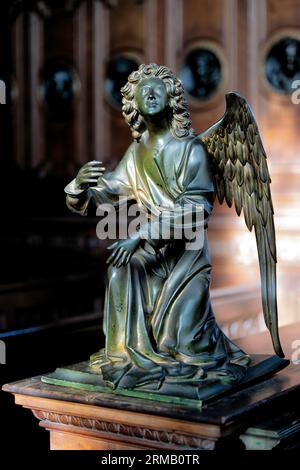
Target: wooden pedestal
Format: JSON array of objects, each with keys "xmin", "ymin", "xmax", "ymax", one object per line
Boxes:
[
  {"xmin": 3, "ymin": 324, "xmax": 300, "ymax": 450},
  {"xmin": 3, "ymin": 361, "xmax": 300, "ymax": 450}
]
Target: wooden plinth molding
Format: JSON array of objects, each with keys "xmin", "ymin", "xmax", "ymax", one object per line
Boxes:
[{"xmin": 13, "ymin": 392, "xmax": 217, "ymax": 450}]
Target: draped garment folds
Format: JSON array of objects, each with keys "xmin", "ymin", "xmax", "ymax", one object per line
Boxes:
[{"xmin": 65, "ymin": 135, "xmax": 250, "ymax": 389}]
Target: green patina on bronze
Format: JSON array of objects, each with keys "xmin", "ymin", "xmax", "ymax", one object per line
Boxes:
[
  {"xmin": 56, "ymin": 63, "xmax": 284, "ymax": 401},
  {"xmin": 42, "ymin": 368, "xmax": 203, "ymax": 408},
  {"xmin": 42, "ymin": 355, "xmax": 288, "ymax": 408}
]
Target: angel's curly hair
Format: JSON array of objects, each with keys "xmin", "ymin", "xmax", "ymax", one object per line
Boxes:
[{"xmin": 121, "ymin": 63, "xmax": 194, "ymax": 141}]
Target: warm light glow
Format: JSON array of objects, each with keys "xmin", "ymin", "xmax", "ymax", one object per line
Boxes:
[
  {"xmin": 235, "ymin": 233, "xmax": 257, "ymax": 265},
  {"xmin": 278, "ymin": 236, "xmax": 300, "ymax": 262}
]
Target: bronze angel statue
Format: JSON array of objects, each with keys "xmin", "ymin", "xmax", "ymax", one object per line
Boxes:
[{"xmin": 64, "ymin": 63, "xmax": 283, "ymax": 398}]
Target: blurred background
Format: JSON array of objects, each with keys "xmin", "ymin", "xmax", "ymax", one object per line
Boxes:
[{"xmin": 0, "ymin": 0, "xmax": 300, "ymax": 449}]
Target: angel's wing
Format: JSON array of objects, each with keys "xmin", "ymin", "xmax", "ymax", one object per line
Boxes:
[{"xmin": 199, "ymin": 92, "xmax": 283, "ymax": 357}]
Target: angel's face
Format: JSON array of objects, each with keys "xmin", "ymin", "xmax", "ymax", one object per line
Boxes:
[{"xmin": 135, "ymin": 77, "xmax": 168, "ymax": 117}]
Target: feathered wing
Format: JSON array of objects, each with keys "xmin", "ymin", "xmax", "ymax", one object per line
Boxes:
[{"xmin": 199, "ymin": 92, "xmax": 284, "ymax": 357}]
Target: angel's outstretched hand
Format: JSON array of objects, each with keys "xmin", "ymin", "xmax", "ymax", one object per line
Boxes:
[
  {"xmin": 75, "ymin": 161, "xmax": 106, "ymax": 189},
  {"xmin": 107, "ymin": 236, "xmax": 140, "ymax": 268}
]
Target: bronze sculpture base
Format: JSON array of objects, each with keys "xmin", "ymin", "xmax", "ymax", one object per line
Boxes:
[{"xmin": 42, "ymin": 354, "xmax": 288, "ymax": 409}]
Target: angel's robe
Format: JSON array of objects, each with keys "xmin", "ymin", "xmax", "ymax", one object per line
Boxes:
[{"xmin": 65, "ymin": 134, "xmax": 250, "ymax": 389}]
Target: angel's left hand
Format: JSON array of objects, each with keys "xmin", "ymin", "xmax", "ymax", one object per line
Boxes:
[{"xmin": 106, "ymin": 236, "xmax": 140, "ymax": 268}]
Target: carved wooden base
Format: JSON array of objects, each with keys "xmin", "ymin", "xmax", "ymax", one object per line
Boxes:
[
  {"xmin": 8, "ymin": 385, "xmax": 218, "ymax": 450},
  {"xmin": 3, "ymin": 362, "xmax": 300, "ymax": 450}
]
